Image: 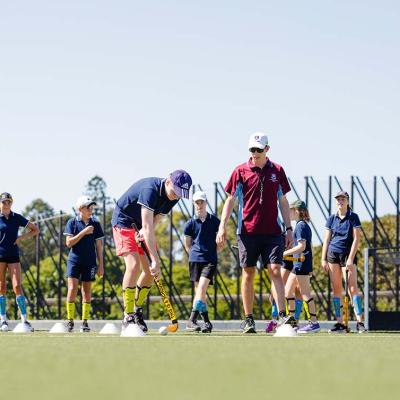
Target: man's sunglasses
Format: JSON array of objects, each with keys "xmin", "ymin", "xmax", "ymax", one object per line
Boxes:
[{"xmin": 249, "ymin": 147, "xmax": 265, "ymax": 153}]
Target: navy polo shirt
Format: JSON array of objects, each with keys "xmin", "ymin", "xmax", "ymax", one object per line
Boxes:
[
  {"xmin": 0, "ymin": 212, "xmax": 29, "ymax": 258},
  {"xmin": 293, "ymin": 220, "xmax": 312, "ymax": 271},
  {"xmin": 326, "ymin": 211, "xmax": 361, "ymax": 253},
  {"xmin": 64, "ymin": 217, "xmax": 104, "ymax": 266},
  {"xmin": 111, "ymin": 177, "xmax": 179, "ymax": 229},
  {"xmin": 183, "ymin": 213, "xmax": 220, "ymax": 264}
]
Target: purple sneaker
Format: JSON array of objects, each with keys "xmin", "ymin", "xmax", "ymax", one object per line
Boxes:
[
  {"xmin": 298, "ymin": 321, "xmax": 321, "ymax": 334},
  {"xmin": 265, "ymin": 319, "xmax": 278, "ymax": 333}
]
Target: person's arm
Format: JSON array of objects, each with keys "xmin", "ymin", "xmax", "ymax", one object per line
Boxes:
[
  {"xmin": 141, "ymin": 206, "xmax": 160, "ymax": 277},
  {"xmin": 96, "ymin": 239, "xmax": 104, "ymax": 277},
  {"xmin": 278, "ymin": 195, "xmax": 293, "ymax": 248},
  {"xmin": 346, "ymin": 227, "xmax": 361, "ymax": 267},
  {"xmin": 15, "ymin": 221, "xmax": 39, "ymax": 244},
  {"xmin": 321, "ymin": 229, "xmax": 332, "ymax": 272},
  {"xmin": 216, "ymin": 195, "xmax": 236, "ymax": 249},
  {"xmin": 283, "ymin": 241, "xmax": 306, "ymax": 257},
  {"xmin": 184, "ymin": 236, "xmax": 192, "ymax": 253},
  {"xmin": 153, "ymin": 214, "xmax": 164, "ymax": 227},
  {"xmin": 66, "ymin": 225, "xmax": 94, "ymax": 248}
]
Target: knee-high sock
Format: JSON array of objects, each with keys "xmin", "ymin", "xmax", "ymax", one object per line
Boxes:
[
  {"xmin": 82, "ymin": 302, "xmax": 91, "ymax": 320},
  {"xmin": 0, "ymin": 295, "xmax": 6, "ymax": 321},
  {"xmin": 353, "ymin": 295, "xmax": 363, "ymax": 316},
  {"xmin": 16, "ymin": 295, "xmax": 27, "ymax": 321},
  {"xmin": 333, "ymin": 297, "xmax": 342, "ymax": 319},
  {"xmin": 295, "ymin": 299, "xmax": 303, "ymax": 320},
  {"xmin": 66, "ymin": 302, "xmax": 75, "ymax": 320},
  {"xmin": 135, "ymin": 286, "xmax": 151, "ymax": 311},
  {"xmin": 304, "ymin": 298, "xmax": 317, "ymax": 320},
  {"xmin": 123, "ymin": 287, "xmax": 135, "ymax": 314},
  {"xmin": 271, "ymin": 300, "xmax": 278, "ymax": 319},
  {"xmin": 286, "ymin": 297, "xmax": 295, "ymax": 316}
]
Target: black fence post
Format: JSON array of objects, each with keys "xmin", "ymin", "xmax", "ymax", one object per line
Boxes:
[
  {"xmin": 58, "ymin": 211, "xmax": 63, "ymax": 319},
  {"xmin": 35, "ymin": 217, "xmax": 41, "ymax": 319}
]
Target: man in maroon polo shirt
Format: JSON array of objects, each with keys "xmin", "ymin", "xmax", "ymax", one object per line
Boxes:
[{"xmin": 216, "ymin": 132, "xmax": 294, "ymax": 333}]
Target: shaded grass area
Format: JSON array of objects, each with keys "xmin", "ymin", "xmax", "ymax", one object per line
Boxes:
[{"xmin": 1, "ymin": 332, "xmax": 399, "ymax": 400}]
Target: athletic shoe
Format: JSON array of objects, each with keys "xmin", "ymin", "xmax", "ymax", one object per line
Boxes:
[
  {"xmin": 201, "ymin": 321, "xmax": 213, "ymax": 334},
  {"xmin": 328, "ymin": 322, "xmax": 347, "ymax": 334},
  {"xmin": 122, "ymin": 313, "xmax": 135, "ymax": 330},
  {"xmin": 298, "ymin": 321, "xmax": 321, "ymax": 334},
  {"xmin": 0, "ymin": 321, "xmax": 9, "ymax": 332},
  {"xmin": 23, "ymin": 320, "xmax": 34, "ymax": 332},
  {"xmin": 356, "ymin": 322, "xmax": 367, "ymax": 333},
  {"xmin": 66, "ymin": 319, "xmax": 74, "ymax": 332},
  {"xmin": 278, "ymin": 315, "xmax": 297, "ymax": 327},
  {"xmin": 186, "ymin": 320, "xmax": 201, "ymax": 332},
  {"xmin": 241, "ymin": 317, "xmax": 256, "ymax": 333},
  {"xmin": 80, "ymin": 320, "xmax": 91, "ymax": 333},
  {"xmin": 265, "ymin": 319, "xmax": 278, "ymax": 333},
  {"xmin": 133, "ymin": 310, "xmax": 148, "ymax": 332}
]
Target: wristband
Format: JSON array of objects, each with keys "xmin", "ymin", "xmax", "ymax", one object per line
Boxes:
[{"xmin": 285, "ymin": 226, "xmax": 293, "ymax": 232}]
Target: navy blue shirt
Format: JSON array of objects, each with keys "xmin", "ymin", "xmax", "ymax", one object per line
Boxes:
[
  {"xmin": 0, "ymin": 212, "xmax": 29, "ymax": 258},
  {"xmin": 293, "ymin": 220, "xmax": 312, "ymax": 271},
  {"xmin": 184, "ymin": 213, "xmax": 220, "ymax": 264},
  {"xmin": 111, "ymin": 177, "xmax": 179, "ymax": 229},
  {"xmin": 326, "ymin": 211, "xmax": 361, "ymax": 253},
  {"xmin": 64, "ymin": 217, "xmax": 104, "ymax": 266}
]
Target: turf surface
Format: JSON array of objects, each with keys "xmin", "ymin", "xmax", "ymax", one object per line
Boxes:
[{"xmin": 1, "ymin": 331, "xmax": 398, "ymax": 400}]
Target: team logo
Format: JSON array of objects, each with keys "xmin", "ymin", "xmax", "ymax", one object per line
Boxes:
[
  {"xmin": 255, "ymin": 135, "xmax": 259, "ymax": 140},
  {"xmin": 270, "ymin": 173, "xmax": 278, "ymax": 182},
  {"xmin": 181, "ymin": 183, "xmax": 189, "ymax": 189}
]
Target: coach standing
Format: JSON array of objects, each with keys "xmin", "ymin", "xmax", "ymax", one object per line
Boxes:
[
  {"xmin": 216, "ymin": 133, "xmax": 293, "ymax": 333},
  {"xmin": 111, "ymin": 170, "xmax": 192, "ymax": 332}
]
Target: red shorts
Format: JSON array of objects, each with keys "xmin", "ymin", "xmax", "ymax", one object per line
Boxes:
[{"xmin": 112, "ymin": 226, "xmax": 144, "ymax": 257}]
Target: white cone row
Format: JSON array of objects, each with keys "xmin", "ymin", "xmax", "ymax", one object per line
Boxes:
[
  {"xmin": 49, "ymin": 322, "xmax": 68, "ymax": 334},
  {"xmin": 13, "ymin": 322, "xmax": 33, "ymax": 334}
]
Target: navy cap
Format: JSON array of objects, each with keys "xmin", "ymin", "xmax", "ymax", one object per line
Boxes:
[
  {"xmin": 334, "ymin": 191, "xmax": 349, "ymax": 199},
  {"xmin": 170, "ymin": 170, "xmax": 192, "ymax": 199},
  {"xmin": 0, "ymin": 192, "xmax": 13, "ymax": 203},
  {"xmin": 289, "ymin": 199, "xmax": 307, "ymax": 210}
]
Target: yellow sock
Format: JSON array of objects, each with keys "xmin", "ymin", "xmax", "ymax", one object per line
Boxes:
[
  {"xmin": 123, "ymin": 287, "xmax": 135, "ymax": 314},
  {"xmin": 304, "ymin": 300, "xmax": 311, "ymax": 320},
  {"xmin": 135, "ymin": 286, "xmax": 151, "ymax": 309},
  {"xmin": 66, "ymin": 302, "xmax": 75, "ymax": 320},
  {"xmin": 82, "ymin": 302, "xmax": 91, "ymax": 320}
]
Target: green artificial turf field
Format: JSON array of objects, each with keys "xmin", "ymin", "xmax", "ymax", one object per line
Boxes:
[{"xmin": 1, "ymin": 331, "xmax": 398, "ymax": 400}]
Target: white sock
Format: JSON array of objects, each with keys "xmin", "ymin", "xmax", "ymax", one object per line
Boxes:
[
  {"xmin": 0, "ymin": 315, "xmax": 6, "ymax": 322},
  {"xmin": 21, "ymin": 314, "xmax": 27, "ymax": 323}
]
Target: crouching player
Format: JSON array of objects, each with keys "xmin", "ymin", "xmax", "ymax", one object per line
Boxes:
[
  {"xmin": 0, "ymin": 192, "xmax": 39, "ymax": 332},
  {"xmin": 283, "ymin": 200, "xmax": 320, "ymax": 333},
  {"xmin": 184, "ymin": 191, "xmax": 220, "ymax": 333},
  {"xmin": 64, "ymin": 196, "xmax": 104, "ymax": 332}
]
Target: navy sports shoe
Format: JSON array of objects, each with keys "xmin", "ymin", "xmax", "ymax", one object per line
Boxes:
[
  {"xmin": 133, "ymin": 310, "xmax": 148, "ymax": 332},
  {"xmin": 80, "ymin": 320, "xmax": 91, "ymax": 333},
  {"xmin": 201, "ymin": 321, "xmax": 213, "ymax": 333},
  {"xmin": 356, "ymin": 322, "xmax": 367, "ymax": 333},
  {"xmin": 66, "ymin": 319, "xmax": 74, "ymax": 332},
  {"xmin": 1, "ymin": 320, "xmax": 9, "ymax": 332},
  {"xmin": 23, "ymin": 320, "xmax": 34, "ymax": 332},
  {"xmin": 329, "ymin": 322, "xmax": 347, "ymax": 334}
]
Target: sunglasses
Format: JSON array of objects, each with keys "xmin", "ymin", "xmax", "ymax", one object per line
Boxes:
[{"xmin": 249, "ymin": 147, "xmax": 265, "ymax": 153}]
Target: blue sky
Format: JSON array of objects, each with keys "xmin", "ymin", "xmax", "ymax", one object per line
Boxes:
[{"xmin": 1, "ymin": 1, "xmax": 399, "ymax": 219}]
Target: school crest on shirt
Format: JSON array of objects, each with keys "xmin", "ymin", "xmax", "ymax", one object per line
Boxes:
[{"xmin": 270, "ymin": 173, "xmax": 278, "ymax": 183}]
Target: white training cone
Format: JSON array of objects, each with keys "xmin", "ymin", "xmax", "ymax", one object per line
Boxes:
[
  {"xmin": 13, "ymin": 322, "xmax": 33, "ymax": 334},
  {"xmin": 273, "ymin": 324, "xmax": 298, "ymax": 337},
  {"xmin": 120, "ymin": 323, "xmax": 146, "ymax": 337},
  {"xmin": 100, "ymin": 323, "xmax": 119, "ymax": 335},
  {"xmin": 49, "ymin": 322, "xmax": 68, "ymax": 334}
]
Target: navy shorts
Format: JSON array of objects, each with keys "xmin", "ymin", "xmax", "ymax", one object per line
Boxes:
[
  {"xmin": 237, "ymin": 234, "xmax": 285, "ymax": 268},
  {"xmin": 0, "ymin": 256, "xmax": 20, "ymax": 264},
  {"xmin": 67, "ymin": 262, "xmax": 97, "ymax": 282},
  {"xmin": 327, "ymin": 251, "xmax": 357, "ymax": 268},
  {"xmin": 291, "ymin": 263, "xmax": 312, "ymax": 276},
  {"xmin": 282, "ymin": 260, "xmax": 293, "ymax": 271},
  {"xmin": 189, "ymin": 262, "xmax": 216, "ymax": 284}
]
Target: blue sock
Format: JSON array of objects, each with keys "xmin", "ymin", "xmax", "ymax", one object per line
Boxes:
[
  {"xmin": 194, "ymin": 300, "xmax": 207, "ymax": 313},
  {"xmin": 271, "ymin": 300, "xmax": 278, "ymax": 319},
  {"xmin": 333, "ymin": 297, "xmax": 341, "ymax": 318},
  {"xmin": 295, "ymin": 299, "xmax": 303, "ymax": 320},
  {"xmin": 16, "ymin": 295, "xmax": 27, "ymax": 316},
  {"xmin": 0, "ymin": 295, "xmax": 6, "ymax": 318},
  {"xmin": 353, "ymin": 295, "xmax": 363, "ymax": 316}
]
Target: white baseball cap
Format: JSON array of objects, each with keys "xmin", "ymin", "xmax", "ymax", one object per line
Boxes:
[
  {"xmin": 76, "ymin": 195, "xmax": 97, "ymax": 210},
  {"xmin": 248, "ymin": 132, "xmax": 269, "ymax": 150},
  {"xmin": 192, "ymin": 191, "xmax": 207, "ymax": 202}
]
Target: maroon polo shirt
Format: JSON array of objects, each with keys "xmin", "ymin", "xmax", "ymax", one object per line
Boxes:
[{"xmin": 224, "ymin": 158, "xmax": 291, "ymax": 235}]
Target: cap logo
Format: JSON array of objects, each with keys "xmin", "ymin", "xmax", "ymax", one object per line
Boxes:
[
  {"xmin": 181, "ymin": 183, "xmax": 189, "ymax": 189},
  {"xmin": 255, "ymin": 135, "xmax": 259, "ymax": 140}
]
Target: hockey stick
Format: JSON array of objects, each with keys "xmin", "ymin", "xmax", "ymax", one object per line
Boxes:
[
  {"xmin": 132, "ymin": 223, "xmax": 179, "ymax": 332},
  {"xmin": 344, "ymin": 268, "xmax": 350, "ymax": 333}
]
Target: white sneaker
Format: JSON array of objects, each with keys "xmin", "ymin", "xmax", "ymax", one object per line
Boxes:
[{"xmin": 1, "ymin": 321, "xmax": 9, "ymax": 332}]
